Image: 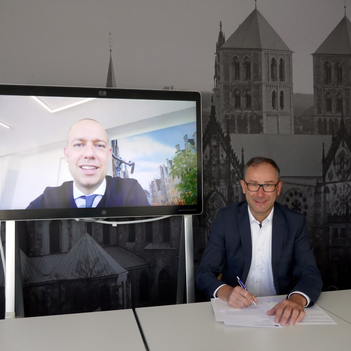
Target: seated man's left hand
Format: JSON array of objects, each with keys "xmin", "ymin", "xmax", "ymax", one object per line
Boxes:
[{"xmin": 266, "ymin": 294, "xmax": 306, "ymax": 326}]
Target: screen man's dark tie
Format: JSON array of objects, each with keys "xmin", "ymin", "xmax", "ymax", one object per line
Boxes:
[{"xmin": 85, "ymin": 195, "xmax": 98, "ymax": 208}]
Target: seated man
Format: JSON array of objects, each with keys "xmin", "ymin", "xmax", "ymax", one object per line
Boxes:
[
  {"xmin": 196, "ymin": 156, "xmax": 322, "ymax": 326},
  {"xmin": 27, "ymin": 118, "xmax": 149, "ymax": 209}
]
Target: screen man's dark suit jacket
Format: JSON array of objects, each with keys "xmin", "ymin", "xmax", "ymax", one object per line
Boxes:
[
  {"xmin": 196, "ymin": 201, "xmax": 322, "ymax": 304},
  {"xmin": 27, "ymin": 175, "xmax": 149, "ymax": 209}
]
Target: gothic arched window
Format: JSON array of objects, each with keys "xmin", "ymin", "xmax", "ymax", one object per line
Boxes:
[
  {"xmin": 227, "ymin": 114, "xmax": 236, "ymax": 133},
  {"xmin": 237, "ymin": 114, "xmax": 247, "ymax": 133},
  {"xmin": 233, "ymin": 56, "xmax": 240, "ymax": 80},
  {"xmin": 324, "ymin": 62, "xmax": 331, "ymax": 84},
  {"xmin": 335, "ymin": 62, "xmax": 343, "ymax": 85},
  {"xmin": 336, "ymin": 94, "xmax": 343, "ymax": 113},
  {"xmin": 49, "ymin": 221, "xmax": 62, "ymax": 254},
  {"xmin": 317, "ymin": 119, "xmax": 323, "ymax": 134},
  {"xmin": 145, "ymin": 221, "xmax": 153, "ymax": 242},
  {"xmin": 161, "ymin": 218, "xmax": 171, "ymax": 243},
  {"xmin": 325, "ymin": 93, "xmax": 332, "ymax": 112},
  {"xmin": 103, "ymin": 224, "xmax": 110, "ymax": 245},
  {"xmin": 86, "ymin": 222, "xmax": 92, "ymax": 236},
  {"xmin": 249, "ymin": 115, "xmax": 263, "ymax": 134},
  {"xmin": 245, "ymin": 91, "xmax": 251, "ymax": 109},
  {"xmin": 334, "ymin": 118, "xmax": 339, "ymax": 132},
  {"xmin": 280, "ymin": 91, "xmax": 284, "ymax": 110},
  {"xmin": 271, "ymin": 58, "xmax": 277, "ymax": 81},
  {"xmin": 329, "ymin": 119, "xmax": 335, "ymax": 136},
  {"xmin": 158, "ymin": 269, "xmax": 171, "ymax": 304},
  {"xmin": 127, "ymin": 223, "xmax": 136, "ymax": 242},
  {"xmin": 243, "ymin": 56, "xmax": 251, "ymax": 80},
  {"xmin": 139, "ymin": 270, "xmax": 151, "ymax": 303},
  {"xmin": 279, "ymin": 58, "xmax": 285, "ymax": 82},
  {"xmin": 272, "ymin": 90, "xmax": 277, "ymax": 109},
  {"xmin": 234, "ymin": 90, "xmax": 241, "ymax": 108}
]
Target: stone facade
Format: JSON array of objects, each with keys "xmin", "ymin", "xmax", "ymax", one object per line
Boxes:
[
  {"xmin": 14, "ymin": 216, "xmax": 182, "ymax": 317},
  {"xmin": 312, "ymin": 15, "xmax": 351, "ymax": 135},
  {"xmin": 213, "ymin": 9, "xmax": 294, "ymax": 135}
]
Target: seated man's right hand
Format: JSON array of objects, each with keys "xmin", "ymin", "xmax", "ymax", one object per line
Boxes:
[{"xmin": 217, "ymin": 285, "xmax": 258, "ymax": 308}]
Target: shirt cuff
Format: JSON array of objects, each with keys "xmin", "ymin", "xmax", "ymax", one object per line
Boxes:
[
  {"xmin": 288, "ymin": 291, "xmax": 310, "ymax": 307},
  {"xmin": 213, "ymin": 284, "xmax": 227, "ymax": 298}
]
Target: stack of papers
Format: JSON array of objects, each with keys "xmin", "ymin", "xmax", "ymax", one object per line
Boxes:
[{"xmin": 211, "ymin": 296, "xmax": 336, "ymax": 328}]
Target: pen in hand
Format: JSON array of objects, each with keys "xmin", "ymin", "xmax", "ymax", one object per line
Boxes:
[{"xmin": 236, "ymin": 276, "xmax": 257, "ymax": 305}]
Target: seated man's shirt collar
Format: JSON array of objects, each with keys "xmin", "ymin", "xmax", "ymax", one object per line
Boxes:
[
  {"xmin": 247, "ymin": 205, "xmax": 274, "ymax": 227},
  {"xmin": 73, "ymin": 178, "xmax": 106, "ymax": 200}
]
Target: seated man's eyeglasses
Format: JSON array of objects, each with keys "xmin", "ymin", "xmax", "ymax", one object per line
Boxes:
[{"xmin": 243, "ymin": 181, "xmax": 280, "ymax": 193}]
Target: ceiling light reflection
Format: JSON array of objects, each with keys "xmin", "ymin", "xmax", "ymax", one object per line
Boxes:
[
  {"xmin": 0, "ymin": 121, "xmax": 10, "ymax": 129},
  {"xmin": 31, "ymin": 96, "xmax": 95, "ymax": 113}
]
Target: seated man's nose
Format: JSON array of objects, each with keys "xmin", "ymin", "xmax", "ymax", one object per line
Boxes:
[
  {"xmin": 83, "ymin": 150, "xmax": 96, "ymax": 158},
  {"xmin": 257, "ymin": 187, "xmax": 265, "ymax": 195},
  {"xmin": 84, "ymin": 153, "xmax": 96, "ymax": 158},
  {"xmin": 83, "ymin": 145, "xmax": 96, "ymax": 157}
]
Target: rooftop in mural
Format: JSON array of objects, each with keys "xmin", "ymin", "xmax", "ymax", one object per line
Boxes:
[
  {"xmin": 17, "ymin": 234, "xmax": 130, "ymax": 284},
  {"xmin": 314, "ymin": 14, "xmax": 351, "ymax": 55},
  {"xmin": 222, "ymin": 8, "xmax": 291, "ymax": 51},
  {"xmin": 104, "ymin": 246, "xmax": 149, "ymax": 269},
  {"xmin": 54, "ymin": 234, "xmax": 127, "ymax": 280},
  {"xmin": 20, "ymin": 251, "xmax": 47, "ymax": 284}
]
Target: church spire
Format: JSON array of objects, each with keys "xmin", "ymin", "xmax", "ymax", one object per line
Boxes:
[
  {"xmin": 217, "ymin": 21, "xmax": 225, "ymax": 49},
  {"xmin": 255, "ymin": 0, "xmax": 257, "ymax": 10},
  {"xmin": 345, "ymin": 0, "xmax": 347, "ymax": 17},
  {"xmin": 106, "ymin": 32, "xmax": 116, "ymax": 88}
]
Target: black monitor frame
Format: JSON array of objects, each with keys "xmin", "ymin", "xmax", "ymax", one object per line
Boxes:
[{"xmin": 0, "ymin": 84, "xmax": 202, "ymax": 221}]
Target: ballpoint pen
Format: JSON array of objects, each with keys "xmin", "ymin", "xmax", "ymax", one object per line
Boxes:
[{"xmin": 237, "ymin": 276, "xmax": 257, "ymax": 305}]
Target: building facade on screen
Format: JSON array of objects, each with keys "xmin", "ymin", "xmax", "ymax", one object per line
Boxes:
[{"xmin": 149, "ymin": 133, "xmax": 196, "ymax": 206}]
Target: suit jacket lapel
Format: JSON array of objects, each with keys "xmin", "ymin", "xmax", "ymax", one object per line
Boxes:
[
  {"xmin": 67, "ymin": 182, "xmax": 78, "ymax": 208},
  {"xmin": 237, "ymin": 203, "xmax": 252, "ymax": 281},
  {"xmin": 272, "ymin": 204, "xmax": 285, "ymax": 294}
]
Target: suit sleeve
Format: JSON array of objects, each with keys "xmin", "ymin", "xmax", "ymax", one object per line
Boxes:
[
  {"xmin": 125, "ymin": 180, "xmax": 150, "ymax": 206},
  {"xmin": 26, "ymin": 195, "xmax": 44, "ymax": 209},
  {"xmin": 289, "ymin": 215, "xmax": 323, "ymax": 305},
  {"xmin": 26, "ymin": 182, "xmax": 74, "ymax": 209},
  {"xmin": 195, "ymin": 209, "xmax": 229, "ymax": 298}
]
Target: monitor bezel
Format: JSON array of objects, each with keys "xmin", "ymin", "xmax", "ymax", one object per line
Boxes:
[{"xmin": 0, "ymin": 84, "xmax": 203, "ymax": 221}]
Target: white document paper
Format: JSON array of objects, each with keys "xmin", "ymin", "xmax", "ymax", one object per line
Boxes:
[
  {"xmin": 296, "ymin": 304, "xmax": 337, "ymax": 325},
  {"xmin": 211, "ymin": 296, "xmax": 336, "ymax": 328}
]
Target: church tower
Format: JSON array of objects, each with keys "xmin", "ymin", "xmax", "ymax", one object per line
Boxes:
[
  {"xmin": 312, "ymin": 10, "xmax": 351, "ymax": 135},
  {"xmin": 213, "ymin": 5, "xmax": 293, "ymax": 134}
]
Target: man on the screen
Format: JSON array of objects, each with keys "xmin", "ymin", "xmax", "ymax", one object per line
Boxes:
[{"xmin": 27, "ymin": 119, "xmax": 149, "ymax": 209}]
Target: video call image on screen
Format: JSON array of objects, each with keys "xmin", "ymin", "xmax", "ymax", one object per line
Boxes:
[{"xmin": 0, "ymin": 89, "xmax": 201, "ymax": 220}]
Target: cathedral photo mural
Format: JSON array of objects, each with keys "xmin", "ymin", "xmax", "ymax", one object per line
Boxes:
[
  {"xmin": 0, "ymin": 0, "xmax": 350, "ymax": 318},
  {"xmin": 198, "ymin": 2, "xmax": 351, "ymax": 295}
]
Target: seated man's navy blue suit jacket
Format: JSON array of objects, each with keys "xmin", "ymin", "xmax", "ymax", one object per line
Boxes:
[
  {"xmin": 27, "ymin": 175, "xmax": 149, "ymax": 209},
  {"xmin": 196, "ymin": 201, "xmax": 322, "ymax": 304}
]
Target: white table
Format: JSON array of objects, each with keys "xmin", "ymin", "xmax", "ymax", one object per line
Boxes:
[
  {"xmin": 136, "ymin": 292, "xmax": 351, "ymax": 351},
  {"xmin": 0, "ymin": 309, "xmax": 146, "ymax": 351},
  {"xmin": 316, "ymin": 289, "xmax": 351, "ymax": 324}
]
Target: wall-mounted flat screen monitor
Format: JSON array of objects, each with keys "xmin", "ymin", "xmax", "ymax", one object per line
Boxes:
[{"xmin": 0, "ymin": 84, "xmax": 202, "ymax": 220}]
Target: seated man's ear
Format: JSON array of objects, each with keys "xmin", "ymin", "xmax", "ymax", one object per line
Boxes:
[
  {"xmin": 240, "ymin": 180, "xmax": 247, "ymax": 194},
  {"xmin": 63, "ymin": 147, "xmax": 69, "ymax": 162}
]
